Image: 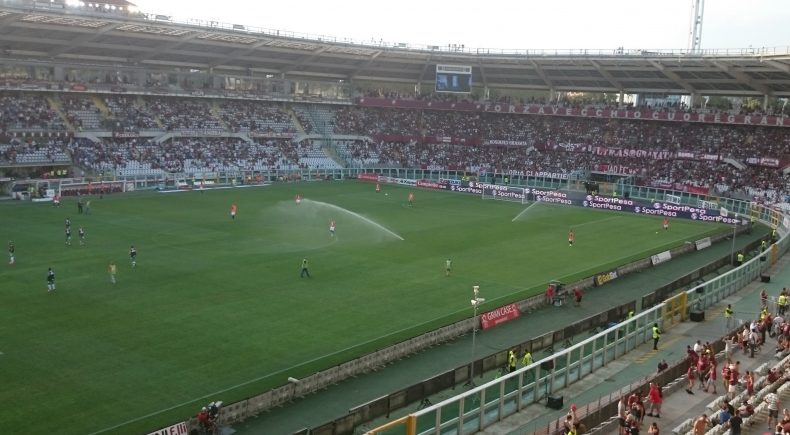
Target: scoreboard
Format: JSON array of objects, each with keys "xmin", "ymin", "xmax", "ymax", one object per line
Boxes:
[{"xmin": 435, "ymin": 65, "xmax": 472, "ymax": 93}]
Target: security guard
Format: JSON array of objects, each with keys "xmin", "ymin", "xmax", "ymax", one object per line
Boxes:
[
  {"xmin": 508, "ymin": 349, "xmax": 517, "ymax": 373},
  {"xmin": 652, "ymin": 323, "xmax": 661, "ymax": 350},
  {"xmin": 724, "ymin": 304, "xmax": 734, "ymax": 329},
  {"xmin": 521, "ymin": 350, "xmax": 533, "ymax": 367},
  {"xmin": 736, "ymin": 252, "xmax": 745, "ymax": 266},
  {"xmin": 779, "ymin": 293, "xmax": 788, "ymax": 316},
  {"xmin": 772, "ymin": 226, "xmax": 778, "ymax": 242},
  {"xmin": 761, "ymin": 240, "xmax": 768, "ymax": 253},
  {"xmin": 627, "ymin": 310, "xmax": 635, "ymax": 319}
]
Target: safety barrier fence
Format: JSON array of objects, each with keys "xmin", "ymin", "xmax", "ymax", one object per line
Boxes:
[{"xmin": 367, "ymin": 202, "xmax": 787, "ymax": 435}]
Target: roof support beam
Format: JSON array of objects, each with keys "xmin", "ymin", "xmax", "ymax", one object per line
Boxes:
[
  {"xmin": 648, "ymin": 60, "xmax": 696, "ymax": 93},
  {"xmin": 417, "ymin": 55, "xmax": 433, "ymax": 85},
  {"xmin": 349, "ymin": 50, "xmax": 383, "ymax": 79},
  {"xmin": 207, "ymin": 39, "xmax": 270, "ymax": 69},
  {"xmin": 48, "ymin": 22, "xmax": 121, "ymax": 57},
  {"xmin": 130, "ymin": 33, "xmax": 200, "ymax": 63},
  {"xmin": 764, "ymin": 60, "xmax": 790, "ymax": 74},
  {"xmin": 530, "ymin": 60, "xmax": 553, "ymax": 88},
  {"xmin": 279, "ymin": 46, "xmax": 330, "ymax": 74},
  {"xmin": 711, "ymin": 60, "xmax": 773, "ymax": 96},
  {"xmin": 589, "ymin": 60, "xmax": 623, "ymax": 91},
  {"xmin": 477, "ymin": 62, "xmax": 488, "ymax": 89}
]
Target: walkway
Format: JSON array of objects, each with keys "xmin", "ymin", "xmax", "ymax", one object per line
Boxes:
[
  {"xmin": 482, "ymin": 250, "xmax": 790, "ymax": 434},
  {"xmin": 231, "ymin": 228, "xmax": 769, "ymax": 434}
]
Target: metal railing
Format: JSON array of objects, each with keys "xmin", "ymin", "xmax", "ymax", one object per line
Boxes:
[
  {"xmin": 368, "ymin": 199, "xmax": 787, "ymax": 435},
  {"xmin": 3, "ymin": 1, "xmax": 789, "ymax": 59}
]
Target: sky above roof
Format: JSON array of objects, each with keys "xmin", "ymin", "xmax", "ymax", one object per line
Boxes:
[{"xmin": 132, "ymin": 0, "xmax": 790, "ymax": 51}]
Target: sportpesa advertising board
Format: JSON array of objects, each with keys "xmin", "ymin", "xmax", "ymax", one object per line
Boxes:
[{"xmin": 361, "ymin": 174, "xmax": 741, "ymax": 224}]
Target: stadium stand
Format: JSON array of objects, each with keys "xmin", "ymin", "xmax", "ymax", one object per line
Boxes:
[
  {"xmin": 104, "ymin": 96, "xmax": 158, "ymax": 131},
  {"xmin": 0, "ymin": 93, "xmax": 68, "ymax": 132},
  {"xmin": 59, "ymin": 95, "xmax": 103, "ymax": 130},
  {"xmin": 216, "ymin": 101, "xmax": 297, "ymax": 134},
  {"xmin": 2, "ymin": 91, "xmax": 788, "ymax": 200}
]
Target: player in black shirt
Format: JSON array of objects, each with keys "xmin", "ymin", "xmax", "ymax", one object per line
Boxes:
[
  {"xmin": 65, "ymin": 228, "xmax": 72, "ymax": 246},
  {"xmin": 47, "ymin": 267, "xmax": 56, "ymax": 292},
  {"xmin": 129, "ymin": 245, "xmax": 137, "ymax": 268},
  {"xmin": 78, "ymin": 227, "xmax": 86, "ymax": 246},
  {"xmin": 8, "ymin": 241, "xmax": 14, "ymax": 265}
]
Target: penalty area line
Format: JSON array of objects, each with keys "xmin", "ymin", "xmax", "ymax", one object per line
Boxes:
[{"xmin": 512, "ymin": 201, "xmax": 540, "ymax": 222}]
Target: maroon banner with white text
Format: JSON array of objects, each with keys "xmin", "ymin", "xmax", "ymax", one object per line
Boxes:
[{"xmin": 356, "ymin": 97, "xmax": 790, "ymax": 128}]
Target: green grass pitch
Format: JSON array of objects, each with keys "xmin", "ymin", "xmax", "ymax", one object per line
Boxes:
[{"xmin": 0, "ymin": 181, "xmax": 729, "ymax": 434}]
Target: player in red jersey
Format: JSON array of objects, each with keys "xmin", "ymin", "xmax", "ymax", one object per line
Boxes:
[
  {"xmin": 568, "ymin": 229, "xmax": 575, "ymax": 247},
  {"xmin": 663, "ymin": 217, "xmax": 669, "ymax": 231},
  {"xmin": 408, "ymin": 192, "xmax": 414, "ymax": 207},
  {"xmin": 230, "ymin": 203, "xmax": 237, "ymax": 220},
  {"xmin": 376, "ymin": 183, "xmax": 381, "ymax": 193},
  {"xmin": 295, "ymin": 194, "xmax": 302, "ymax": 205}
]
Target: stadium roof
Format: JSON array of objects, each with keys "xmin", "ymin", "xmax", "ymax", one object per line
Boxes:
[{"xmin": 1, "ymin": 2, "xmax": 790, "ymax": 97}]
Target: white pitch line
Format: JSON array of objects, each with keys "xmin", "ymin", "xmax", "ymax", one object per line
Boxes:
[
  {"xmin": 511, "ymin": 201, "xmax": 541, "ymax": 222},
  {"xmin": 570, "ymin": 215, "xmax": 622, "ymax": 229}
]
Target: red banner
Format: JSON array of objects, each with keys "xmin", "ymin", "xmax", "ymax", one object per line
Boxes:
[
  {"xmin": 416, "ymin": 179, "xmax": 442, "ymax": 189},
  {"xmin": 357, "ymin": 173, "xmax": 379, "ymax": 182},
  {"xmin": 356, "ymin": 98, "xmax": 790, "ymax": 128},
  {"xmin": 480, "ymin": 303, "xmax": 521, "ymax": 330}
]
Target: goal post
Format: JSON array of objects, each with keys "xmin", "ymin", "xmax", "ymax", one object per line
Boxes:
[
  {"xmin": 665, "ymin": 194, "xmax": 681, "ymax": 205},
  {"xmin": 698, "ymin": 199, "xmax": 719, "ymax": 210},
  {"xmin": 481, "ymin": 185, "xmax": 528, "ymax": 203}
]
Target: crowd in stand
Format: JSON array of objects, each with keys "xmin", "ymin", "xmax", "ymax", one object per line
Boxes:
[
  {"xmin": 147, "ymin": 98, "xmax": 223, "ymax": 131},
  {"xmin": 59, "ymin": 95, "xmax": 103, "ymax": 130},
  {"xmin": 67, "ymin": 137, "xmax": 319, "ymax": 173},
  {"xmin": 1, "ymin": 138, "xmax": 69, "ymax": 164},
  {"xmin": 104, "ymin": 96, "xmax": 158, "ymax": 131},
  {"xmin": 0, "ymin": 92, "xmax": 787, "ymax": 200},
  {"xmin": 0, "ymin": 94, "xmax": 67, "ymax": 132},
  {"xmin": 613, "ymin": 287, "xmax": 790, "ymax": 435},
  {"xmin": 357, "ymin": 89, "xmax": 790, "ymax": 117}
]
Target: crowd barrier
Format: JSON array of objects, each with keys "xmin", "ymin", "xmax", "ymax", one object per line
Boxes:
[{"xmin": 364, "ymin": 202, "xmax": 787, "ymax": 435}]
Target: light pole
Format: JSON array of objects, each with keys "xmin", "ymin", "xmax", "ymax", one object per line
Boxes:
[
  {"xmin": 730, "ymin": 214, "xmax": 738, "ymax": 265},
  {"xmin": 468, "ymin": 285, "xmax": 485, "ymax": 388}
]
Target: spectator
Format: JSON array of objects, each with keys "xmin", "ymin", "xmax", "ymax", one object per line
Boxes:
[
  {"xmin": 766, "ymin": 391, "xmax": 781, "ymax": 430},
  {"xmin": 693, "ymin": 414, "xmax": 709, "ymax": 435},
  {"xmin": 647, "ymin": 382, "xmax": 662, "ymax": 418}
]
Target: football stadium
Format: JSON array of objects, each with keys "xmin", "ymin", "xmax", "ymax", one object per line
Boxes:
[{"xmin": 1, "ymin": 1, "xmax": 790, "ymax": 434}]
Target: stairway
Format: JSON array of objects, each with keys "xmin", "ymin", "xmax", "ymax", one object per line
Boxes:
[
  {"xmin": 141, "ymin": 97, "xmax": 165, "ymax": 130},
  {"xmin": 47, "ymin": 96, "xmax": 75, "ymax": 131},
  {"xmin": 288, "ymin": 108, "xmax": 307, "ymax": 135},
  {"xmin": 210, "ymin": 101, "xmax": 230, "ymax": 131},
  {"xmin": 91, "ymin": 95, "xmax": 110, "ymax": 117}
]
